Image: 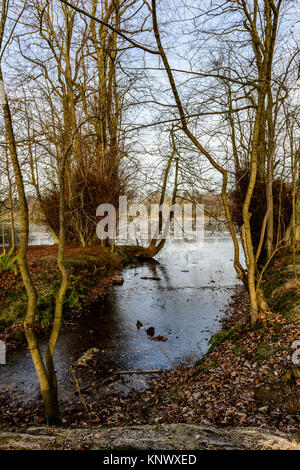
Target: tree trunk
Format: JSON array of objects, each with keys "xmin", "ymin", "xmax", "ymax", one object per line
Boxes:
[
  {"xmin": 285, "ymin": 156, "xmax": 300, "ymax": 250},
  {"xmin": 265, "ymin": 147, "xmax": 274, "ymax": 260},
  {"xmin": 0, "ymin": 66, "xmax": 59, "ymax": 423}
]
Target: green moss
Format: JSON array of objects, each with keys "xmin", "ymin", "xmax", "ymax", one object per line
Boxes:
[
  {"xmin": 0, "ymin": 278, "xmax": 59, "ymax": 329},
  {"xmin": 207, "ymin": 328, "xmax": 239, "ymax": 353},
  {"xmin": 0, "ymin": 290, "xmax": 28, "ymax": 327},
  {"xmin": 255, "ymin": 340, "xmax": 281, "ymax": 363},
  {"xmin": 124, "ymin": 417, "xmax": 134, "ymax": 425},
  {"xmin": 231, "ymin": 341, "xmax": 246, "ymax": 356}
]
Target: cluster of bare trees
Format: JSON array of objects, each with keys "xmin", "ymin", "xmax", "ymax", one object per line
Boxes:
[
  {"xmin": 0, "ymin": 0, "xmax": 299, "ymax": 423},
  {"xmin": 17, "ymin": 0, "xmax": 138, "ymax": 247}
]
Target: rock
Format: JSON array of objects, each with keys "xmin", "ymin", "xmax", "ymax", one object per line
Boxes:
[
  {"xmin": 141, "ymin": 276, "xmax": 161, "ymax": 281},
  {"xmin": 0, "ymin": 433, "xmax": 58, "ymax": 450},
  {"xmin": 0, "ymin": 425, "xmax": 299, "ymax": 450},
  {"xmin": 112, "ymin": 276, "xmax": 124, "ymax": 285},
  {"xmin": 152, "ymin": 335, "xmax": 168, "ymax": 342},
  {"xmin": 146, "ymin": 327, "xmax": 155, "ymax": 337},
  {"xmin": 136, "ymin": 321, "xmax": 143, "ymax": 329},
  {"xmin": 75, "ymin": 348, "xmax": 100, "ymax": 367},
  {"xmin": 181, "ymin": 270, "xmax": 189, "ymax": 273}
]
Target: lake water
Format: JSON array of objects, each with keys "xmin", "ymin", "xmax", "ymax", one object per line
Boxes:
[{"xmin": 0, "ymin": 229, "xmax": 242, "ymax": 404}]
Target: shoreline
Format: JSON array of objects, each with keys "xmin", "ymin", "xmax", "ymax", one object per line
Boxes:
[{"xmin": 0, "ymin": 247, "xmax": 299, "ymax": 438}]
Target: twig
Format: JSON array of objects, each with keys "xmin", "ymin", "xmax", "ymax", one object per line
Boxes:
[
  {"xmin": 115, "ymin": 369, "xmax": 164, "ymax": 375},
  {"xmin": 71, "ymin": 369, "xmax": 91, "ymax": 417}
]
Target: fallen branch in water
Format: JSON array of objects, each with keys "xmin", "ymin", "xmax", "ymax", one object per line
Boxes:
[
  {"xmin": 115, "ymin": 369, "xmax": 165, "ymax": 375},
  {"xmin": 76, "ymin": 369, "xmax": 165, "ymax": 394},
  {"xmin": 141, "ymin": 276, "xmax": 161, "ymax": 281}
]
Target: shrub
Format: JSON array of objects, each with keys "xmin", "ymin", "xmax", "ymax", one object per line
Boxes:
[{"xmin": 0, "ymin": 248, "xmax": 18, "ymax": 272}]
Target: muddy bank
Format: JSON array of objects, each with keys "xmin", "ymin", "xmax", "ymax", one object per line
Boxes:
[{"xmin": 0, "ymin": 424, "xmax": 299, "ymax": 450}]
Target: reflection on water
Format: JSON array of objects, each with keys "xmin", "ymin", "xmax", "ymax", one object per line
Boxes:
[
  {"xmin": 0, "ymin": 223, "xmax": 53, "ymax": 246},
  {"xmin": 0, "ymin": 230, "xmax": 242, "ymax": 404},
  {"xmin": 28, "ymin": 224, "xmax": 53, "ymax": 245}
]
